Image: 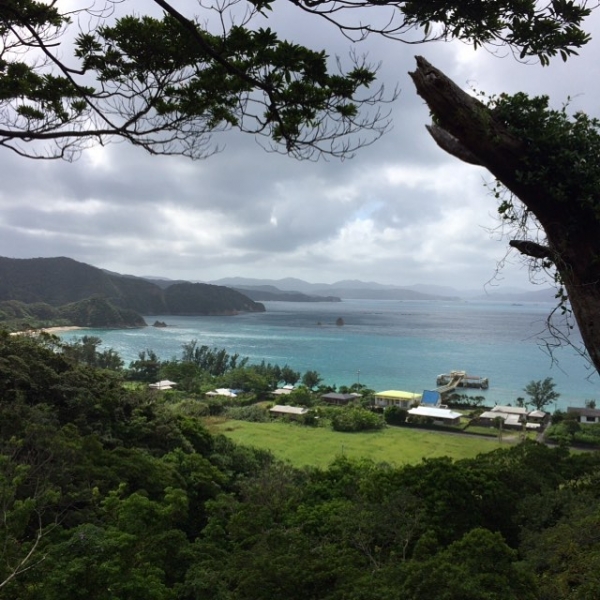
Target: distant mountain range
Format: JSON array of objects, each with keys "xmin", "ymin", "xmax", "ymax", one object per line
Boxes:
[
  {"xmin": 0, "ymin": 256, "xmax": 558, "ymax": 331},
  {"xmin": 208, "ymin": 276, "xmax": 557, "ymax": 303},
  {"xmin": 0, "ymin": 257, "xmax": 264, "ymax": 330}
]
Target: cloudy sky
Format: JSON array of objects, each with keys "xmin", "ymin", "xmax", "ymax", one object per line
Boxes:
[{"xmin": 2, "ymin": 1, "xmax": 599, "ymax": 291}]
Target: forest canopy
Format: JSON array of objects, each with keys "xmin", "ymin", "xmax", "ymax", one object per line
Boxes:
[{"xmin": 3, "ymin": 331, "xmax": 600, "ymax": 598}]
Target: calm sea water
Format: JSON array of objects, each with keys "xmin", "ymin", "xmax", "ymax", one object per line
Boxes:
[{"xmin": 59, "ymin": 299, "xmax": 599, "ymax": 410}]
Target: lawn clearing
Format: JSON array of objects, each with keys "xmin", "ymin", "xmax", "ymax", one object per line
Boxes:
[{"xmin": 208, "ymin": 419, "xmax": 506, "ymax": 468}]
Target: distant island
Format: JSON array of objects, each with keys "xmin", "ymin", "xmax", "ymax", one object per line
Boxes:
[{"xmin": 0, "ymin": 256, "xmax": 264, "ymax": 331}]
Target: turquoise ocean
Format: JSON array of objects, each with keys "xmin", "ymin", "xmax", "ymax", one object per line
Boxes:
[{"xmin": 59, "ymin": 299, "xmax": 600, "ymax": 410}]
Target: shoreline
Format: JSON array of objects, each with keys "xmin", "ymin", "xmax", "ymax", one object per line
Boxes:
[{"xmin": 10, "ymin": 326, "xmax": 87, "ymax": 336}]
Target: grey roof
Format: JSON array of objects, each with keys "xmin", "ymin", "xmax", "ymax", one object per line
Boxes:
[
  {"xmin": 321, "ymin": 392, "xmax": 360, "ymax": 400},
  {"xmin": 567, "ymin": 406, "xmax": 600, "ymax": 417},
  {"xmin": 527, "ymin": 410, "xmax": 547, "ymax": 418},
  {"xmin": 479, "ymin": 411, "xmax": 506, "ymax": 420},
  {"xmin": 505, "ymin": 415, "xmax": 522, "ymax": 427}
]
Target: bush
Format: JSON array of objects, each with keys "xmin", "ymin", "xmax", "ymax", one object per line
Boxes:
[
  {"xmin": 301, "ymin": 411, "xmax": 320, "ymax": 427},
  {"xmin": 384, "ymin": 406, "xmax": 408, "ymax": 426},
  {"xmin": 573, "ymin": 432, "xmax": 600, "ymax": 446},
  {"xmin": 170, "ymin": 399, "xmax": 210, "ymax": 418},
  {"xmin": 331, "ymin": 407, "xmax": 385, "ymax": 432},
  {"xmin": 225, "ymin": 405, "xmax": 270, "ymax": 422}
]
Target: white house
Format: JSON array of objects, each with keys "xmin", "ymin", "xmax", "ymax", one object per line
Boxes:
[
  {"xmin": 567, "ymin": 406, "xmax": 600, "ymax": 424},
  {"xmin": 407, "ymin": 406, "xmax": 462, "ymax": 426}
]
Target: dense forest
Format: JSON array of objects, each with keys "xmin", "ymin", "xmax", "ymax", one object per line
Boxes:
[
  {"xmin": 2, "ymin": 331, "xmax": 600, "ymax": 599},
  {"xmin": 0, "ymin": 257, "xmax": 264, "ymax": 330}
]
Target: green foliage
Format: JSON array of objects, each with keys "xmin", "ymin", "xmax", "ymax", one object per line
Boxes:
[
  {"xmin": 399, "ymin": 527, "xmax": 537, "ymax": 599},
  {"xmin": 3, "ymin": 0, "xmax": 591, "ymax": 161},
  {"xmin": 490, "ymin": 93, "xmax": 600, "ymax": 208},
  {"xmin": 520, "ymin": 492, "xmax": 600, "ymax": 598},
  {"xmin": 447, "ymin": 392, "xmax": 486, "ymax": 408},
  {"xmin": 280, "ymin": 365, "xmax": 300, "ymax": 386},
  {"xmin": 402, "ymin": 0, "xmax": 591, "ymax": 64},
  {"xmin": 62, "ymin": 336, "xmax": 124, "ymax": 370},
  {"xmin": 58, "ymin": 297, "xmax": 145, "ymax": 328},
  {"xmin": 384, "ymin": 405, "xmax": 408, "ymax": 425},
  {"xmin": 128, "ymin": 349, "xmax": 161, "ymax": 383},
  {"xmin": 287, "ymin": 386, "xmax": 316, "ymax": 407},
  {"xmin": 181, "ymin": 340, "xmax": 247, "ymax": 376},
  {"xmin": 524, "ymin": 377, "xmax": 560, "ymax": 410},
  {"xmin": 546, "ymin": 418, "xmax": 600, "ymax": 447},
  {"xmin": 331, "ymin": 407, "xmax": 385, "ymax": 432},
  {"xmin": 4, "ymin": 333, "xmax": 600, "ymax": 599},
  {"xmin": 225, "ymin": 405, "xmax": 270, "ymax": 422},
  {"xmin": 301, "ymin": 369, "xmax": 322, "ymax": 390}
]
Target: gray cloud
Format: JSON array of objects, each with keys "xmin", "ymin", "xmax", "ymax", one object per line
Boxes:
[{"xmin": 2, "ymin": 2, "xmax": 598, "ymax": 289}]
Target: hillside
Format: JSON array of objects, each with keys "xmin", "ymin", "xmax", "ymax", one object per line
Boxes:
[
  {"xmin": 164, "ymin": 282, "xmax": 266, "ymax": 315},
  {"xmin": 0, "ymin": 257, "xmax": 264, "ymax": 328},
  {"xmin": 0, "ymin": 256, "xmax": 168, "ymax": 313},
  {"xmin": 0, "ymin": 297, "xmax": 146, "ymax": 329}
]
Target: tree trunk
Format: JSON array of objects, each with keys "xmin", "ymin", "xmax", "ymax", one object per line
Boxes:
[{"xmin": 409, "ymin": 56, "xmax": 600, "ymax": 375}]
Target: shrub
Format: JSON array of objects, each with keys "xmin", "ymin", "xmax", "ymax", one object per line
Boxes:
[
  {"xmin": 331, "ymin": 407, "xmax": 385, "ymax": 432},
  {"xmin": 384, "ymin": 406, "xmax": 408, "ymax": 426},
  {"xmin": 225, "ymin": 405, "xmax": 270, "ymax": 422}
]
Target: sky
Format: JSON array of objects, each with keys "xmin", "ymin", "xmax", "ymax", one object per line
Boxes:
[{"xmin": 2, "ymin": 1, "xmax": 600, "ymax": 291}]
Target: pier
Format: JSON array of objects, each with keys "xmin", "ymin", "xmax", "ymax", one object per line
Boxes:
[{"xmin": 435, "ymin": 370, "xmax": 489, "ymax": 394}]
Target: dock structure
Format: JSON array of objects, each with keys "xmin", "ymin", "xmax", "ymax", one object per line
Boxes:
[{"xmin": 435, "ymin": 370, "xmax": 489, "ymax": 394}]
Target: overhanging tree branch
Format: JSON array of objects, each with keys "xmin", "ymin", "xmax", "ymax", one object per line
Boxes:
[
  {"xmin": 1, "ymin": 0, "xmax": 596, "ymax": 161},
  {"xmin": 0, "ymin": 0, "xmax": 395, "ymax": 160}
]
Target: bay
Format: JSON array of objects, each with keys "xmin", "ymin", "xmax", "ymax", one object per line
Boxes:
[{"xmin": 59, "ymin": 299, "xmax": 599, "ymax": 410}]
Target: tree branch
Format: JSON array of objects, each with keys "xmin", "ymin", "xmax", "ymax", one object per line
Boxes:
[
  {"xmin": 509, "ymin": 239, "xmax": 553, "ymax": 260},
  {"xmin": 425, "ymin": 124, "xmax": 482, "ymax": 166}
]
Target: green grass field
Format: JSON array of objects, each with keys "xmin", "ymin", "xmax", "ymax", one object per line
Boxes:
[{"xmin": 208, "ymin": 419, "xmax": 508, "ymax": 468}]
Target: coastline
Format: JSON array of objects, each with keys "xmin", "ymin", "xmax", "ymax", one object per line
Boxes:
[
  {"xmin": 43, "ymin": 326, "xmax": 88, "ymax": 333},
  {"xmin": 10, "ymin": 326, "xmax": 87, "ymax": 336}
]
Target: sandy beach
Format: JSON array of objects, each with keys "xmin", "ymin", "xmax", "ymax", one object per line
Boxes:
[{"xmin": 10, "ymin": 326, "xmax": 87, "ymax": 336}]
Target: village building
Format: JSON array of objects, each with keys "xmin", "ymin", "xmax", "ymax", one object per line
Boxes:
[
  {"xmin": 373, "ymin": 390, "xmax": 422, "ymax": 409},
  {"xmin": 407, "ymin": 406, "xmax": 463, "ymax": 426},
  {"xmin": 321, "ymin": 392, "xmax": 361, "ymax": 406},
  {"xmin": 477, "ymin": 405, "xmax": 548, "ymax": 430},
  {"xmin": 567, "ymin": 406, "xmax": 600, "ymax": 424},
  {"xmin": 272, "ymin": 387, "xmax": 294, "ymax": 396},
  {"xmin": 269, "ymin": 405, "xmax": 308, "ymax": 419}
]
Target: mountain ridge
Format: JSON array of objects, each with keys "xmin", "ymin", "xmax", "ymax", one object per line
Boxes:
[
  {"xmin": 0, "ymin": 257, "xmax": 265, "ymax": 329},
  {"xmin": 208, "ymin": 276, "xmax": 556, "ymax": 302}
]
